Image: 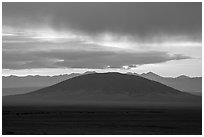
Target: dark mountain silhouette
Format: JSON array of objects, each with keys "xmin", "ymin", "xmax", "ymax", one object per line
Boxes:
[
  {"xmin": 3, "ymin": 71, "xmax": 201, "ymax": 96},
  {"xmin": 140, "ymin": 72, "xmax": 202, "ymax": 96},
  {"xmin": 3, "ymin": 72, "xmax": 201, "ymax": 107}
]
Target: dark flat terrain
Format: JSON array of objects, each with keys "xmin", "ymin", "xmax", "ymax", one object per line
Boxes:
[{"xmin": 2, "ymin": 106, "xmax": 202, "ymax": 135}]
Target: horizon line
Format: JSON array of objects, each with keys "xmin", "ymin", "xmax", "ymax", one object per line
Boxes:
[{"xmin": 2, "ymin": 71, "xmax": 202, "ymax": 78}]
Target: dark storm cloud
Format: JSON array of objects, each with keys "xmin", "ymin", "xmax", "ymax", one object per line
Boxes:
[
  {"xmin": 2, "ymin": 2, "xmax": 200, "ymax": 71},
  {"xmin": 3, "ymin": 2, "xmax": 201, "ymax": 37},
  {"xmin": 2, "ymin": 49, "xmax": 191, "ymax": 69}
]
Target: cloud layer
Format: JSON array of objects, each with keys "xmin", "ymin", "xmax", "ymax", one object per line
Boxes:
[
  {"xmin": 2, "ymin": 2, "xmax": 201, "ymax": 71},
  {"xmin": 3, "ymin": 48, "xmax": 190, "ymax": 69}
]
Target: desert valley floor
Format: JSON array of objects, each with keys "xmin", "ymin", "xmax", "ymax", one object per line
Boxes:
[{"xmin": 3, "ymin": 106, "xmax": 202, "ymax": 135}]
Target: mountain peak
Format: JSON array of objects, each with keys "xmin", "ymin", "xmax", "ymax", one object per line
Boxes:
[
  {"xmin": 83, "ymin": 71, "xmax": 97, "ymax": 75},
  {"xmin": 126, "ymin": 72, "xmax": 139, "ymax": 75},
  {"xmin": 141, "ymin": 72, "xmax": 161, "ymax": 78},
  {"xmin": 176, "ymin": 75, "xmax": 190, "ymax": 79}
]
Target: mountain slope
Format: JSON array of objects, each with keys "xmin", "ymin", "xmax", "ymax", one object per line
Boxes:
[
  {"xmin": 2, "ymin": 87, "xmax": 41, "ymax": 96},
  {"xmin": 3, "ymin": 72, "xmax": 201, "ymax": 107}
]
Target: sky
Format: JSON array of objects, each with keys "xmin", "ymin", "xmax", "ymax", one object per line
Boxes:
[{"xmin": 2, "ymin": 2, "xmax": 202, "ymax": 77}]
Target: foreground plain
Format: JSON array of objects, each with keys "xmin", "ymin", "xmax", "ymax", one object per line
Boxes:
[{"xmin": 2, "ymin": 106, "xmax": 202, "ymax": 135}]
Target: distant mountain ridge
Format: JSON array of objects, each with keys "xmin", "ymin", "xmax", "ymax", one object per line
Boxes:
[
  {"xmin": 3, "ymin": 71, "xmax": 96, "ymax": 88},
  {"xmin": 139, "ymin": 72, "xmax": 202, "ymax": 96},
  {"xmin": 3, "ymin": 74, "xmax": 79, "ymax": 88},
  {"xmin": 3, "ymin": 72, "xmax": 201, "ymax": 107}
]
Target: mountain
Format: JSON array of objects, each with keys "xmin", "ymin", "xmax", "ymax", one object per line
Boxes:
[
  {"xmin": 3, "ymin": 72, "xmax": 201, "ymax": 107},
  {"xmin": 3, "ymin": 71, "xmax": 97, "ymax": 89},
  {"xmin": 176, "ymin": 75, "xmax": 190, "ymax": 79},
  {"xmin": 140, "ymin": 72, "xmax": 202, "ymax": 96},
  {"xmin": 2, "ymin": 73, "xmax": 81, "ymax": 88},
  {"xmin": 82, "ymin": 71, "xmax": 96, "ymax": 75},
  {"xmin": 2, "ymin": 71, "xmax": 97, "ymax": 96},
  {"xmin": 141, "ymin": 72, "xmax": 162, "ymax": 79},
  {"xmin": 3, "ymin": 71, "xmax": 201, "ymax": 96},
  {"xmin": 2, "ymin": 72, "xmax": 86, "ymax": 96}
]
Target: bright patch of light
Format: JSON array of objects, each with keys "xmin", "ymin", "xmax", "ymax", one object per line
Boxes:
[
  {"xmin": 122, "ymin": 65, "xmax": 130, "ymax": 69},
  {"xmin": 56, "ymin": 59, "xmax": 64, "ymax": 62},
  {"xmin": 2, "ymin": 33, "xmax": 16, "ymax": 36}
]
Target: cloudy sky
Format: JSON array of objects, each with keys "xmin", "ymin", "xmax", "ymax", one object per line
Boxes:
[{"xmin": 2, "ymin": 2, "xmax": 202, "ymax": 77}]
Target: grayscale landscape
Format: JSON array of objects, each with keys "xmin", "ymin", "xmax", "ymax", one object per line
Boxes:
[{"xmin": 2, "ymin": 2, "xmax": 202, "ymax": 135}]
